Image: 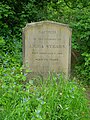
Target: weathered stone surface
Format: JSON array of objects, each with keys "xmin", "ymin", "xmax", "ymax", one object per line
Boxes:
[{"xmin": 22, "ymin": 21, "xmax": 72, "ymax": 78}]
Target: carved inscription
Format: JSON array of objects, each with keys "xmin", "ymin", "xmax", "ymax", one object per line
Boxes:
[
  {"xmin": 30, "ymin": 44, "xmax": 65, "ymax": 48},
  {"xmin": 32, "ymin": 52, "xmax": 62, "ymax": 55},
  {"xmin": 30, "ymin": 30, "xmax": 65, "ymax": 63},
  {"xmin": 39, "ymin": 30, "xmax": 57, "ymax": 33},
  {"xmin": 35, "ymin": 58, "xmax": 58, "ymax": 61},
  {"xmin": 34, "ymin": 38, "xmax": 61, "ymax": 41},
  {"xmin": 23, "ymin": 21, "xmax": 72, "ymax": 77}
]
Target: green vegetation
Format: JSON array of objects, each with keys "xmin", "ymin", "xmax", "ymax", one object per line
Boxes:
[
  {"xmin": 0, "ymin": 71, "xmax": 89, "ymax": 119},
  {"xmin": 0, "ymin": 0, "xmax": 90, "ymax": 119},
  {"xmin": 0, "ymin": 0, "xmax": 90, "ymax": 84}
]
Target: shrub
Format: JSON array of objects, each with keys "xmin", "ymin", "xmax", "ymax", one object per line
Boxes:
[{"xmin": 75, "ymin": 52, "xmax": 90, "ymax": 85}]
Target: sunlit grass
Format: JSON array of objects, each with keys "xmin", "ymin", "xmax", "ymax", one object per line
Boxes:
[{"xmin": 0, "ymin": 67, "xmax": 89, "ymax": 120}]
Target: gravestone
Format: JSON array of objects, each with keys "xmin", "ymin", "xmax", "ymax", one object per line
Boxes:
[{"xmin": 22, "ymin": 21, "xmax": 72, "ymax": 78}]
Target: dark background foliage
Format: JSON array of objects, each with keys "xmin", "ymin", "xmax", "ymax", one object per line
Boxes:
[{"xmin": 0, "ymin": 0, "xmax": 90, "ymax": 84}]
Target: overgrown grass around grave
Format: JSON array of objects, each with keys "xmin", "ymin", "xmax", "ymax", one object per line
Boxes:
[{"xmin": 0, "ymin": 66, "xmax": 89, "ymax": 120}]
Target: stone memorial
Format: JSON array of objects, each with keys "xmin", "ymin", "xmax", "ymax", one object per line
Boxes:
[{"xmin": 22, "ymin": 21, "xmax": 72, "ymax": 78}]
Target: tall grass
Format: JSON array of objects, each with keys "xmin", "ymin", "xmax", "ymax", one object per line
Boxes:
[{"xmin": 0, "ymin": 67, "xmax": 89, "ymax": 120}]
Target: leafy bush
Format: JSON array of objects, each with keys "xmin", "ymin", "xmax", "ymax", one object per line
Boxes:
[
  {"xmin": 75, "ymin": 52, "xmax": 90, "ymax": 85},
  {"xmin": 0, "ymin": 67, "xmax": 89, "ymax": 120}
]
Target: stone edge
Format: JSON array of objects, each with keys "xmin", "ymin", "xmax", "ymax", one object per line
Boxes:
[{"xmin": 22, "ymin": 21, "xmax": 72, "ymax": 32}]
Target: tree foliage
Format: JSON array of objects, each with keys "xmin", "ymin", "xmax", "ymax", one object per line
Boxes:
[
  {"xmin": 0, "ymin": 0, "xmax": 90, "ymax": 84},
  {"xmin": 64, "ymin": 0, "xmax": 90, "ymax": 9}
]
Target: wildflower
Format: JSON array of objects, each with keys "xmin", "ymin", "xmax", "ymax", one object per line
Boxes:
[
  {"xmin": 72, "ymin": 88, "xmax": 74, "ymax": 91},
  {"xmin": 70, "ymin": 87, "xmax": 74, "ymax": 92},
  {"xmin": 4, "ymin": 74, "xmax": 7, "ymax": 76},
  {"xmin": 14, "ymin": 82, "xmax": 16, "ymax": 84},
  {"xmin": 23, "ymin": 98, "xmax": 28, "ymax": 103},
  {"xmin": 41, "ymin": 101, "xmax": 45, "ymax": 105},
  {"xmin": 24, "ymin": 73, "xmax": 27, "ymax": 76}
]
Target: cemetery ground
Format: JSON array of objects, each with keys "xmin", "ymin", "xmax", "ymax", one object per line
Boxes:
[
  {"xmin": 0, "ymin": 0, "xmax": 90, "ymax": 119},
  {"xmin": 0, "ymin": 65, "xmax": 90, "ymax": 120}
]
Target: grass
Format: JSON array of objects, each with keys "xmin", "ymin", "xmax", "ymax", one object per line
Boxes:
[{"xmin": 0, "ymin": 66, "xmax": 89, "ymax": 120}]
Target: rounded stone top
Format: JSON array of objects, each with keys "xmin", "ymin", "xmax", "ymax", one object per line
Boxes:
[{"xmin": 23, "ymin": 20, "xmax": 72, "ymax": 32}]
